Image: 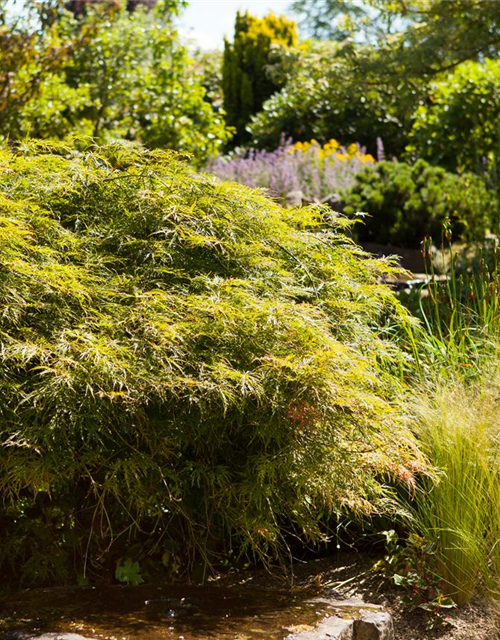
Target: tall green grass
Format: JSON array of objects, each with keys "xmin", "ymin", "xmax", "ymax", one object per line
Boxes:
[
  {"xmin": 401, "ymin": 239, "xmax": 500, "ymax": 604},
  {"xmin": 411, "ymin": 375, "xmax": 500, "ymax": 604},
  {"xmin": 405, "ymin": 239, "xmax": 500, "ymax": 379}
]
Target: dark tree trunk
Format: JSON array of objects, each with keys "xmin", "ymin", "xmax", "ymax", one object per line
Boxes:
[
  {"xmin": 65, "ymin": 0, "xmax": 157, "ymax": 15},
  {"xmin": 126, "ymin": 0, "xmax": 157, "ymax": 9}
]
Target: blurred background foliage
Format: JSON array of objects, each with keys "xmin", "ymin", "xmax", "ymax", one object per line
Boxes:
[
  {"xmin": 222, "ymin": 11, "xmax": 297, "ymax": 145},
  {"xmin": 0, "ymin": 0, "xmax": 230, "ymax": 164}
]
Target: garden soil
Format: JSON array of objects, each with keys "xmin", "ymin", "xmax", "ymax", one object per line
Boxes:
[{"xmin": 216, "ymin": 551, "xmax": 498, "ymax": 640}]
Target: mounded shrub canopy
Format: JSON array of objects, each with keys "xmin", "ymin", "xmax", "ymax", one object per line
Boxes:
[
  {"xmin": 0, "ymin": 141, "xmax": 421, "ymax": 586},
  {"xmin": 343, "ymin": 159, "xmax": 495, "ymax": 248}
]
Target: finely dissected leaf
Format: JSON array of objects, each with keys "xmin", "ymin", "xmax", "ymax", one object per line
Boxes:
[{"xmin": 0, "ymin": 141, "xmax": 424, "ymax": 587}]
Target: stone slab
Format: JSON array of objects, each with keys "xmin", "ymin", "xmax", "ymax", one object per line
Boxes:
[
  {"xmin": 285, "ymin": 599, "xmax": 394, "ymax": 640},
  {"xmin": 353, "ymin": 610, "xmax": 394, "ymax": 640},
  {"xmin": 286, "ymin": 615, "xmax": 354, "ymax": 640}
]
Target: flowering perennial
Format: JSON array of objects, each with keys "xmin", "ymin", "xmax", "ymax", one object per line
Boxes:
[{"xmin": 206, "ymin": 137, "xmax": 375, "ymax": 202}]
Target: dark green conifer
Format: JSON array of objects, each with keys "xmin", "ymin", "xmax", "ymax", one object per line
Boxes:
[{"xmin": 223, "ymin": 12, "xmax": 297, "ymax": 145}]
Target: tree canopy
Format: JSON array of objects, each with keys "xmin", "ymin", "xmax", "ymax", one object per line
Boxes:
[
  {"xmin": 407, "ymin": 58, "xmax": 500, "ymax": 174},
  {"xmin": 0, "ymin": 0, "xmax": 229, "ymax": 163},
  {"xmin": 223, "ymin": 11, "xmax": 297, "ymax": 145},
  {"xmin": 292, "ymin": 0, "xmax": 500, "ymax": 76}
]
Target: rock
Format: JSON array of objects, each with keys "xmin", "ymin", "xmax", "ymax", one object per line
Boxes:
[
  {"xmin": 286, "ymin": 615, "xmax": 353, "ymax": 639},
  {"xmin": 285, "ymin": 190, "xmax": 306, "ymax": 207},
  {"xmin": 285, "ymin": 599, "xmax": 393, "ymax": 640},
  {"xmin": 353, "ymin": 610, "xmax": 394, "ymax": 640},
  {"xmin": 284, "ymin": 190, "xmax": 343, "ymax": 209}
]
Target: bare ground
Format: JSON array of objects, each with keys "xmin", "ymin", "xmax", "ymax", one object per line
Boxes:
[{"xmin": 216, "ymin": 551, "xmax": 498, "ymax": 640}]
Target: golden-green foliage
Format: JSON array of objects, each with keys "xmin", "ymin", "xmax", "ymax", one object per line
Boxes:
[
  {"xmin": 0, "ymin": 140, "xmax": 422, "ymax": 586},
  {"xmin": 411, "ymin": 371, "xmax": 500, "ymax": 605}
]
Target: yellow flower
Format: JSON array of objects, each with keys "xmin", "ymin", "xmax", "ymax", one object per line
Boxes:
[{"xmin": 290, "ymin": 138, "xmax": 374, "ymax": 164}]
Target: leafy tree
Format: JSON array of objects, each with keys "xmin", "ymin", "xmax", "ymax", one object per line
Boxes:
[
  {"xmin": 251, "ymin": 1, "xmax": 500, "ymax": 157},
  {"xmin": 190, "ymin": 47, "xmax": 224, "ymax": 112},
  {"xmin": 292, "ymin": 0, "xmax": 406, "ymax": 42},
  {"xmin": 65, "ymin": 0, "xmax": 159, "ymax": 13},
  {"xmin": 248, "ymin": 40, "xmax": 415, "ymax": 157},
  {"xmin": 65, "ymin": 0, "xmax": 186, "ymax": 16},
  {"xmin": 282, "ymin": 0, "xmax": 500, "ymax": 152},
  {"xmin": 292, "ymin": 0, "xmax": 500, "ymax": 77},
  {"xmin": 223, "ymin": 11, "xmax": 297, "ymax": 145},
  {"xmin": 0, "ymin": 1, "xmax": 230, "ymax": 164},
  {"xmin": 390, "ymin": 1, "xmax": 500, "ymax": 78},
  {"xmin": 0, "ymin": 0, "xmax": 87, "ymax": 139},
  {"xmin": 0, "ymin": 140, "xmax": 423, "ymax": 586},
  {"xmin": 407, "ymin": 59, "xmax": 500, "ymax": 174}
]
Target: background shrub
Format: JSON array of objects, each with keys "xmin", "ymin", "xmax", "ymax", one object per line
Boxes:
[
  {"xmin": 343, "ymin": 159, "xmax": 496, "ymax": 248},
  {"xmin": 0, "ymin": 1, "xmax": 230, "ymax": 164},
  {"xmin": 407, "ymin": 59, "xmax": 500, "ymax": 174},
  {"xmin": 247, "ymin": 41, "xmax": 415, "ymax": 157}
]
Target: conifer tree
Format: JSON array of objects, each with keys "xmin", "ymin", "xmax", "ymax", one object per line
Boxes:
[{"xmin": 223, "ymin": 12, "xmax": 297, "ymax": 145}]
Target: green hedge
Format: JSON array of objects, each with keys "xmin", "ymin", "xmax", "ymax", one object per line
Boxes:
[{"xmin": 0, "ymin": 141, "xmax": 422, "ymax": 587}]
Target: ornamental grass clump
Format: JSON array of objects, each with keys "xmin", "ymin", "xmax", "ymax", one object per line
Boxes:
[
  {"xmin": 0, "ymin": 140, "xmax": 423, "ymax": 587},
  {"xmin": 398, "ymin": 243, "xmax": 500, "ymax": 605},
  {"xmin": 411, "ymin": 373, "xmax": 500, "ymax": 605}
]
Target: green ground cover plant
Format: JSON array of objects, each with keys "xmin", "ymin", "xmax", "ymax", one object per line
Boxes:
[
  {"xmin": 0, "ymin": 140, "xmax": 423, "ymax": 587},
  {"xmin": 374, "ymin": 529, "xmax": 456, "ymax": 630}
]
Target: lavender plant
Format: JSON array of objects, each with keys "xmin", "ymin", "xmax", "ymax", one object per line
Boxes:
[{"xmin": 205, "ymin": 138, "xmax": 375, "ymax": 203}]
